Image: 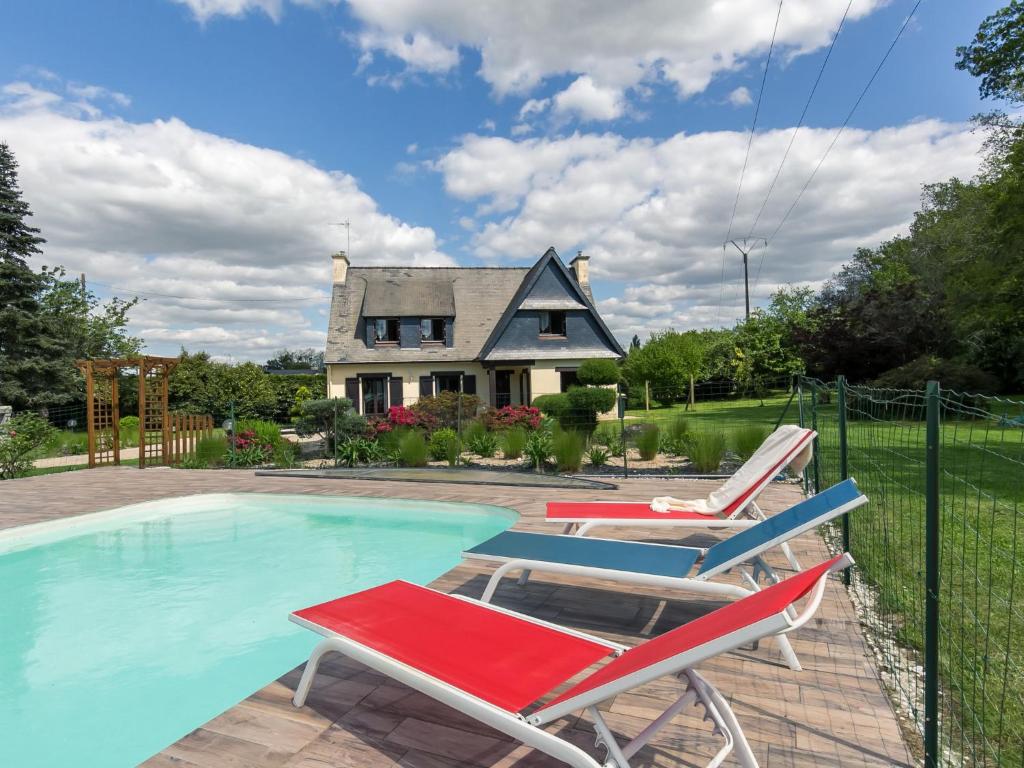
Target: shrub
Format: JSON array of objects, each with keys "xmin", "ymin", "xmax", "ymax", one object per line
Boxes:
[
  {"xmin": 563, "ymin": 386, "xmax": 617, "ymax": 434},
  {"xmin": 0, "ymin": 413, "xmax": 57, "ymax": 479},
  {"xmin": 687, "ymin": 431, "xmax": 727, "ymax": 473},
  {"xmin": 429, "ymin": 427, "xmax": 459, "ymax": 462},
  {"xmin": 397, "ymin": 430, "xmax": 428, "ymax": 467},
  {"xmin": 577, "ymin": 359, "xmax": 620, "ymax": 386},
  {"xmin": 524, "ymin": 429, "xmax": 553, "ymax": 470},
  {"xmin": 445, "ymin": 435, "xmax": 462, "ymax": 466},
  {"xmin": 732, "ymin": 425, "xmax": 769, "ymax": 461},
  {"xmin": 194, "ymin": 435, "xmax": 228, "ymax": 468},
  {"xmin": 236, "ymin": 419, "xmax": 282, "ymax": 450},
  {"xmin": 635, "ymin": 424, "xmax": 661, "ymax": 461},
  {"xmin": 481, "ymin": 404, "xmax": 542, "ymax": 431},
  {"xmin": 224, "ymin": 439, "xmax": 269, "ymax": 467},
  {"xmin": 410, "ymin": 391, "xmax": 480, "ymax": 431},
  {"xmin": 467, "ymin": 430, "xmax": 498, "ymax": 458},
  {"xmin": 552, "ymin": 429, "xmax": 585, "ymax": 472},
  {"xmin": 871, "ymin": 354, "xmax": 1001, "ymax": 393},
  {"xmin": 294, "ymin": 398, "xmax": 365, "ymax": 452},
  {"xmin": 118, "ymin": 415, "xmax": 140, "ymax": 433},
  {"xmin": 586, "ymin": 445, "xmax": 610, "ymax": 467},
  {"xmin": 500, "ymin": 427, "xmax": 528, "ymax": 460},
  {"xmin": 271, "ymin": 440, "xmax": 300, "ymax": 468},
  {"xmin": 336, "ymin": 437, "xmax": 371, "ymax": 467},
  {"xmin": 463, "ymin": 420, "xmax": 487, "ymax": 442},
  {"xmin": 662, "ymin": 415, "xmax": 691, "ymax": 456},
  {"xmin": 532, "ymin": 393, "xmax": 569, "ymax": 421}
]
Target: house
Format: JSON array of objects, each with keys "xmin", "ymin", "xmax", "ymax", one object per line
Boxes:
[{"xmin": 324, "ymin": 247, "xmax": 625, "ymax": 415}]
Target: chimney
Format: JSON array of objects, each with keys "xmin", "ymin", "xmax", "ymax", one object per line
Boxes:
[
  {"xmin": 570, "ymin": 250, "xmax": 592, "ymax": 300},
  {"xmin": 332, "ymin": 250, "xmax": 349, "ymax": 283}
]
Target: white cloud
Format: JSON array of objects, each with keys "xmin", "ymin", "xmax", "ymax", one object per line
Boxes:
[
  {"xmin": 728, "ymin": 86, "xmax": 752, "ymax": 107},
  {"xmin": 479, "ymin": 118, "xmax": 496, "ymax": 132},
  {"xmin": 0, "ymin": 79, "xmax": 449, "ymax": 360},
  {"xmin": 552, "ymin": 76, "xmax": 624, "ymax": 122},
  {"xmin": 405, "ymin": 142, "xmax": 418, "ymax": 154},
  {"xmin": 345, "ymin": 0, "xmax": 886, "ymax": 119},
  {"xmin": 170, "ymin": 0, "xmax": 338, "ymax": 23},
  {"xmin": 436, "ymin": 120, "xmax": 983, "ymax": 338}
]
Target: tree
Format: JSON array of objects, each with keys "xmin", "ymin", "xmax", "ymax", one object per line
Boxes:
[
  {"xmin": 265, "ymin": 348, "xmax": 325, "ymax": 372},
  {"xmin": 621, "ymin": 330, "xmax": 705, "ymax": 404},
  {"xmin": 37, "ymin": 267, "xmax": 142, "ymax": 360},
  {"xmin": 955, "ymin": 1, "xmax": 1024, "ymax": 103},
  {"xmin": 0, "ymin": 412, "xmax": 57, "ymax": 479},
  {"xmin": 731, "ymin": 310, "xmax": 804, "ymax": 402},
  {"xmin": 0, "ymin": 143, "xmax": 78, "ymax": 409},
  {"xmin": 576, "ymin": 358, "xmax": 620, "ymax": 386}
]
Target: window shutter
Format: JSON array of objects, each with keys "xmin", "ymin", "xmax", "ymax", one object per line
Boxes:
[
  {"xmin": 462, "ymin": 374, "xmax": 476, "ymax": 395},
  {"xmin": 419, "ymin": 375, "xmax": 434, "ymax": 397},
  {"xmin": 444, "ymin": 317, "xmax": 454, "ymax": 348},
  {"xmin": 365, "ymin": 319, "xmax": 375, "ymax": 348},
  {"xmin": 389, "ymin": 377, "xmax": 403, "ymax": 409},
  {"xmin": 344, "ymin": 378, "xmax": 360, "ymax": 412}
]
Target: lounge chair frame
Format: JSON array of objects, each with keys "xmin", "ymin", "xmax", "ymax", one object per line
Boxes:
[{"xmin": 291, "ymin": 554, "xmax": 852, "ymax": 768}]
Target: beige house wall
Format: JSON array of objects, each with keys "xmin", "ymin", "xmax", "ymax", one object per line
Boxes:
[
  {"xmin": 327, "ymin": 361, "xmax": 488, "ymax": 410},
  {"xmin": 328, "ymin": 356, "xmax": 612, "ymax": 413}
]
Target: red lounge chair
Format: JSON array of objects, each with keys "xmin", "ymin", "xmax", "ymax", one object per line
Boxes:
[
  {"xmin": 290, "ymin": 553, "xmax": 852, "ymax": 768},
  {"xmin": 547, "ymin": 425, "xmax": 815, "ymax": 570}
]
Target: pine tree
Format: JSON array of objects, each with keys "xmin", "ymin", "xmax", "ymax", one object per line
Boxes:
[{"xmin": 0, "ymin": 142, "xmax": 76, "ymax": 409}]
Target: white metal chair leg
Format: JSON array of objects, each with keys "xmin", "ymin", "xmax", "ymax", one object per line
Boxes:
[
  {"xmin": 775, "ymin": 633, "xmax": 802, "ymax": 672},
  {"xmin": 690, "ymin": 671, "xmax": 760, "ymax": 768},
  {"xmin": 779, "ymin": 540, "xmax": 802, "ymax": 571},
  {"xmin": 292, "ymin": 639, "xmax": 335, "ymax": 707}
]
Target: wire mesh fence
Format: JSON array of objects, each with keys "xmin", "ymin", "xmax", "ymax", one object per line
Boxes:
[{"xmin": 799, "ymin": 377, "xmax": 1024, "ymax": 767}]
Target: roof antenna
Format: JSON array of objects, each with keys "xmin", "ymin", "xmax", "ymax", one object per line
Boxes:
[{"xmin": 330, "ymin": 219, "xmax": 351, "ymax": 257}]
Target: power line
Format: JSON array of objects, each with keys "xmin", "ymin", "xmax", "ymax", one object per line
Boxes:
[
  {"xmin": 764, "ymin": 0, "xmax": 924, "ymax": 248},
  {"xmin": 717, "ymin": 0, "xmax": 785, "ymax": 326},
  {"xmin": 745, "ymin": 0, "xmax": 853, "ymax": 243},
  {"xmin": 724, "ymin": 0, "xmax": 785, "ymax": 245}
]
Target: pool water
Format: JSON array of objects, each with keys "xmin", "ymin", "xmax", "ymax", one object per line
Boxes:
[{"xmin": 0, "ymin": 493, "xmax": 515, "ymax": 767}]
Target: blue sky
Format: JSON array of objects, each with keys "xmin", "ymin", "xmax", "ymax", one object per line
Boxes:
[{"xmin": 0, "ymin": 0, "xmax": 1005, "ymax": 359}]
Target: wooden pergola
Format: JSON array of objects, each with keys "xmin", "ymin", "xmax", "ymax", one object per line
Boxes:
[{"xmin": 76, "ymin": 356, "xmax": 191, "ymax": 468}]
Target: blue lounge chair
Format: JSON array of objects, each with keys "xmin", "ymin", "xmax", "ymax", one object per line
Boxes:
[{"xmin": 463, "ymin": 478, "xmax": 866, "ymax": 671}]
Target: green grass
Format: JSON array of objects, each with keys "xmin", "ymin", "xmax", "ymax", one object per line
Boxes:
[
  {"xmin": 808, "ymin": 395, "xmax": 1024, "ymax": 766},
  {"xmin": 626, "ymin": 391, "xmax": 798, "ymax": 433}
]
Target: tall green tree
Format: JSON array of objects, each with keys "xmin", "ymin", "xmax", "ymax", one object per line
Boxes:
[
  {"xmin": 955, "ymin": 1, "xmax": 1024, "ymax": 103},
  {"xmin": 0, "ymin": 143, "xmax": 77, "ymax": 409},
  {"xmin": 37, "ymin": 267, "xmax": 143, "ymax": 360}
]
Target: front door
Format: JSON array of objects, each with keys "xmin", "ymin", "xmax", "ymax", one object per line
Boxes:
[
  {"xmin": 362, "ymin": 376, "xmax": 388, "ymax": 416},
  {"xmin": 495, "ymin": 370, "xmax": 512, "ymax": 407}
]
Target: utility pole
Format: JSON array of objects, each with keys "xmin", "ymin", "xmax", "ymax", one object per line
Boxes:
[
  {"xmin": 330, "ymin": 220, "xmax": 351, "ymax": 256},
  {"xmin": 724, "ymin": 237, "xmax": 766, "ymax": 320}
]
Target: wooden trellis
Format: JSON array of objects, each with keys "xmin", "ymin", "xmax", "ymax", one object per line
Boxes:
[{"xmin": 77, "ymin": 356, "xmax": 211, "ymax": 469}]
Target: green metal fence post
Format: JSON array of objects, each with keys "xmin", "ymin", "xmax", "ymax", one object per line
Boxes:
[
  {"xmin": 229, "ymin": 400, "xmax": 235, "ymax": 463},
  {"xmin": 924, "ymin": 380, "xmax": 941, "ymax": 767},
  {"xmin": 809, "ymin": 384, "xmax": 821, "ymax": 495},
  {"xmin": 618, "ymin": 385, "xmax": 628, "ymax": 479},
  {"xmin": 837, "ymin": 375, "xmax": 850, "ymax": 583},
  {"xmin": 333, "ymin": 399, "xmax": 339, "ymax": 468}
]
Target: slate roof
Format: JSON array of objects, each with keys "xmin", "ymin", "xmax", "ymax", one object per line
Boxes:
[
  {"xmin": 326, "ymin": 266, "xmax": 530, "ymax": 363},
  {"xmin": 325, "ymin": 250, "xmax": 624, "ymax": 365}
]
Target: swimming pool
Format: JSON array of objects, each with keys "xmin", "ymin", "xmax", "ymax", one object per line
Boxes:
[{"xmin": 0, "ymin": 493, "xmax": 516, "ymax": 767}]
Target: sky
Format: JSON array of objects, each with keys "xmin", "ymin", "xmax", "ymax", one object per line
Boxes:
[{"xmin": 0, "ymin": 0, "xmax": 1006, "ymax": 361}]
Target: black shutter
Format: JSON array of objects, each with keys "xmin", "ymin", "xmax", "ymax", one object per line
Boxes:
[
  {"xmin": 419, "ymin": 375, "xmax": 434, "ymax": 397},
  {"xmin": 344, "ymin": 378, "xmax": 359, "ymax": 412},
  {"xmin": 444, "ymin": 317, "xmax": 454, "ymax": 348},
  {"xmin": 462, "ymin": 374, "xmax": 476, "ymax": 395},
  {"xmin": 389, "ymin": 377, "xmax": 403, "ymax": 409}
]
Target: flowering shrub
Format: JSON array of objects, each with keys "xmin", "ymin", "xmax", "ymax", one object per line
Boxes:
[
  {"xmin": 0, "ymin": 413, "xmax": 57, "ymax": 480},
  {"xmin": 224, "ymin": 425, "xmax": 276, "ymax": 467},
  {"xmin": 410, "ymin": 392, "xmax": 479, "ymax": 431},
  {"xmin": 387, "ymin": 405, "xmax": 419, "ymax": 427},
  {"xmin": 483, "ymin": 405, "xmax": 542, "ymax": 431},
  {"xmin": 366, "ymin": 417, "xmax": 393, "ymax": 436}
]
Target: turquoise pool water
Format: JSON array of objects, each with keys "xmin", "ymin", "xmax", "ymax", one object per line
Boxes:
[{"xmin": 0, "ymin": 493, "xmax": 515, "ymax": 767}]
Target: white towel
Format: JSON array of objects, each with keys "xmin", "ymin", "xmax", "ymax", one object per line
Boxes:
[{"xmin": 650, "ymin": 424, "xmax": 813, "ymax": 515}]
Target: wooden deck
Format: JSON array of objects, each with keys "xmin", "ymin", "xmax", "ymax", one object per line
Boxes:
[{"xmin": 0, "ymin": 468, "xmax": 914, "ymax": 767}]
